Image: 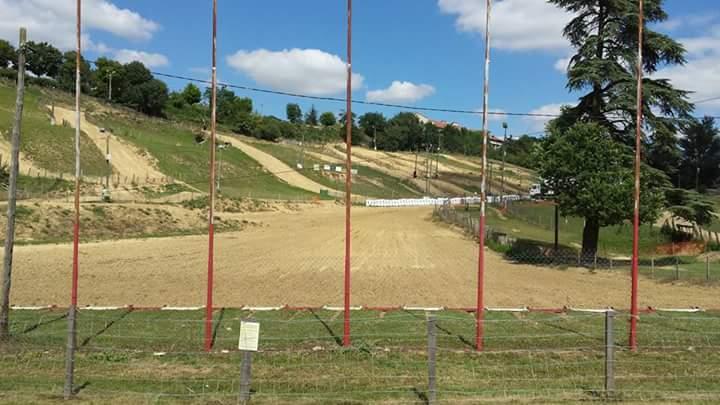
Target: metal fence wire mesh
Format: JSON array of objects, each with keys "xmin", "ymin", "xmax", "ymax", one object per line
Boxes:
[{"xmin": 3, "ymin": 308, "xmax": 720, "ymax": 403}]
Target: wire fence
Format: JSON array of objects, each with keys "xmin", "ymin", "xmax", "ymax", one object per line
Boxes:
[
  {"xmin": 3, "ymin": 308, "xmax": 720, "ymax": 403},
  {"xmin": 434, "ymin": 203, "xmax": 720, "ymax": 284}
]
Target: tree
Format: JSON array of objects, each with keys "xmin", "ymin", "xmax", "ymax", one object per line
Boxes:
[
  {"xmin": 253, "ymin": 116, "xmax": 283, "ymax": 142},
  {"xmin": 678, "ymin": 117, "xmax": 720, "ymax": 191},
  {"xmin": 539, "ymin": 122, "xmax": 666, "ymax": 257},
  {"xmin": 549, "ymin": 0, "xmax": 693, "ymax": 145},
  {"xmin": 647, "ymin": 121, "xmax": 682, "ymax": 184},
  {"xmin": 319, "ymin": 111, "xmax": 337, "ymax": 127},
  {"xmin": 665, "ymin": 188, "xmax": 715, "ymax": 227},
  {"xmin": 123, "ymin": 79, "xmax": 169, "ymax": 116},
  {"xmin": 122, "ymin": 61, "xmax": 153, "ymax": 87},
  {"xmin": 358, "ymin": 112, "xmax": 387, "ymax": 149},
  {"xmin": 338, "ymin": 111, "xmax": 363, "ymax": 145},
  {"xmin": 25, "ymin": 41, "xmax": 62, "ymax": 78},
  {"xmin": 181, "ymin": 83, "xmax": 202, "ymax": 105},
  {"xmin": 503, "ymin": 135, "xmax": 542, "ymax": 169},
  {"xmin": 286, "ymin": 103, "xmax": 302, "ymax": 124},
  {"xmin": 92, "ymin": 57, "xmax": 125, "ymax": 100},
  {"xmin": 56, "ymin": 51, "xmax": 92, "ymax": 93},
  {"xmin": 204, "ymin": 87, "xmax": 254, "ymax": 133},
  {"xmin": 0, "ymin": 40, "xmax": 15, "ymax": 69},
  {"xmin": 305, "ymin": 105, "xmax": 318, "ymax": 126}
]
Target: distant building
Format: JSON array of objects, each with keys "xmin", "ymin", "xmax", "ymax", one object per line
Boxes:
[
  {"xmin": 489, "ymin": 135, "xmax": 504, "ymax": 149},
  {"xmin": 414, "ymin": 113, "xmax": 449, "ymax": 130}
]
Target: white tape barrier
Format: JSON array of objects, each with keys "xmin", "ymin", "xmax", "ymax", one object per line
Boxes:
[{"xmin": 366, "ymin": 195, "xmax": 522, "ymax": 208}]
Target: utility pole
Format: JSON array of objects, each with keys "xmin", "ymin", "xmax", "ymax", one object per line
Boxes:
[
  {"xmin": 501, "ymin": 122, "xmax": 508, "ymax": 201},
  {"xmin": 0, "ymin": 27, "xmax": 27, "ymax": 340},
  {"xmin": 104, "ymin": 129, "xmax": 111, "ymax": 201},
  {"xmin": 107, "ymin": 70, "xmax": 114, "ymax": 101},
  {"xmin": 217, "ymin": 143, "xmax": 227, "ymax": 192}
]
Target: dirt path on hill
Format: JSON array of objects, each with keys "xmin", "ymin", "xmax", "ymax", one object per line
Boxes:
[
  {"xmin": 219, "ymin": 134, "xmax": 369, "ymax": 199},
  {"xmin": 0, "ymin": 138, "xmax": 51, "ymax": 176},
  {"xmin": 52, "ymin": 106, "xmax": 164, "ymax": 180},
  {"xmin": 6, "ymin": 205, "xmax": 717, "ymax": 308}
]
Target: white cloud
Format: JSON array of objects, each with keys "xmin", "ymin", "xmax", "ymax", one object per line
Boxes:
[
  {"xmin": 113, "ymin": 49, "xmax": 169, "ymax": 68},
  {"xmin": 554, "ymin": 55, "xmax": 572, "ymax": 73},
  {"xmin": 438, "ymin": 0, "xmax": 571, "ymax": 51},
  {"xmin": 226, "ymin": 48, "xmax": 364, "ymax": 96},
  {"xmin": 524, "ymin": 103, "xmax": 569, "ymax": 132},
  {"xmin": 655, "ymin": 24, "xmax": 720, "ymax": 114},
  {"xmin": 366, "ymin": 81, "xmax": 435, "ymax": 104},
  {"xmin": 0, "ymin": 0, "xmax": 159, "ymax": 50}
]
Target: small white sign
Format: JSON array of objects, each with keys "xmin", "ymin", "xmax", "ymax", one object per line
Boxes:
[
  {"xmin": 335, "ymin": 166, "xmax": 343, "ymax": 173},
  {"xmin": 323, "ymin": 165, "xmax": 331, "ymax": 171},
  {"xmin": 296, "ymin": 163, "xmax": 303, "ymax": 169},
  {"xmin": 351, "ymin": 169, "xmax": 358, "ymax": 175},
  {"xmin": 313, "ymin": 164, "xmax": 320, "ymax": 171},
  {"xmin": 238, "ymin": 321, "xmax": 260, "ymax": 352}
]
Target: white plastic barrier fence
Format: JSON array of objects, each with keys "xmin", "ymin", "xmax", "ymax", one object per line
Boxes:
[{"xmin": 365, "ymin": 195, "xmax": 522, "ymax": 208}]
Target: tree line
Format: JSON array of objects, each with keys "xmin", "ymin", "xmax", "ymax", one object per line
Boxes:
[{"xmin": 0, "ymin": 39, "xmax": 169, "ymax": 116}]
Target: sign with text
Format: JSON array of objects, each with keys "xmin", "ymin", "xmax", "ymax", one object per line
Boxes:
[{"xmin": 238, "ymin": 321, "xmax": 260, "ymax": 352}]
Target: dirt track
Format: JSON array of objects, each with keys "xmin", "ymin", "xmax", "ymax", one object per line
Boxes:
[
  {"xmin": 53, "ymin": 106, "xmax": 164, "ymax": 180},
  {"xmin": 219, "ymin": 134, "xmax": 328, "ymax": 194},
  {"xmin": 6, "ymin": 205, "xmax": 717, "ymax": 308}
]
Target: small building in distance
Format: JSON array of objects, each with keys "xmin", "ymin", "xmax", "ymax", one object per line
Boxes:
[{"xmin": 414, "ymin": 113, "xmax": 504, "ymax": 149}]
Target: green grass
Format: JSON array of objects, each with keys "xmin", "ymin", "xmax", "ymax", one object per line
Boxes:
[
  {"xmin": 445, "ymin": 202, "xmax": 669, "ymax": 257},
  {"xmin": 91, "ymin": 114, "xmax": 315, "ymax": 200},
  {"xmin": 2, "ymin": 309, "xmax": 719, "ymax": 403},
  {"xmin": 253, "ymin": 142, "xmax": 424, "ymax": 198},
  {"xmin": 501, "ymin": 201, "xmax": 669, "ymax": 256},
  {"xmin": 0, "ymin": 81, "xmax": 107, "ymax": 176}
]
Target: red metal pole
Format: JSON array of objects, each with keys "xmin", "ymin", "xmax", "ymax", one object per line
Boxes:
[
  {"xmin": 476, "ymin": 0, "xmax": 492, "ymax": 352},
  {"xmin": 64, "ymin": 0, "xmax": 82, "ymax": 398},
  {"xmin": 343, "ymin": 0, "xmax": 353, "ymax": 348},
  {"xmin": 629, "ymin": 0, "xmax": 644, "ymax": 352},
  {"xmin": 205, "ymin": 0, "xmax": 218, "ymax": 352}
]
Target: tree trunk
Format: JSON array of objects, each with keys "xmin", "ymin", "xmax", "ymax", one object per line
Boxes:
[{"xmin": 582, "ymin": 217, "xmax": 600, "ymax": 261}]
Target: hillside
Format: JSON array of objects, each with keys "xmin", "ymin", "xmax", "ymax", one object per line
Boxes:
[{"xmin": 0, "ymin": 79, "xmax": 539, "ymax": 203}]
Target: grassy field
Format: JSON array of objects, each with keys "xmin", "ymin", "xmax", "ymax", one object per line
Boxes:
[
  {"xmin": 0, "ymin": 82, "xmax": 107, "ymax": 177},
  {"xmin": 442, "ymin": 202, "xmax": 669, "ymax": 257},
  {"xmin": 91, "ymin": 114, "xmax": 315, "ymax": 200},
  {"xmin": 500, "ymin": 201, "xmax": 669, "ymax": 256},
  {"xmin": 252, "ymin": 141, "xmax": 424, "ymax": 198},
  {"xmin": 2, "ymin": 308, "xmax": 719, "ymax": 403}
]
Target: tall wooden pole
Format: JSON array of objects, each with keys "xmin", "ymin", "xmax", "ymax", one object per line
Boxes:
[
  {"xmin": 205, "ymin": 0, "xmax": 218, "ymax": 352},
  {"xmin": 476, "ymin": 0, "xmax": 492, "ymax": 352},
  {"xmin": 629, "ymin": 0, "xmax": 644, "ymax": 352},
  {"xmin": 343, "ymin": 0, "xmax": 353, "ymax": 347},
  {"xmin": 0, "ymin": 27, "xmax": 27, "ymax": 340},
  {"xmin": 64, "ymin": 0, "xmax": 82, "ymax": 398}
]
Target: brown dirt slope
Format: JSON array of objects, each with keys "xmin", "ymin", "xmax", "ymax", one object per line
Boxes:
[{"xmin": 52, "ymin": 106, "xmax": 164, "ymax": 180}]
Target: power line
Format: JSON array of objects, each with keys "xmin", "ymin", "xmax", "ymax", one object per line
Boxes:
[
  {"xmin": 693, "ymin": 96, "xmax": 720, "ymax": 105},
  {"xmin": 84, "ymin": 59, "xmax": 720, "ymax": 120}
]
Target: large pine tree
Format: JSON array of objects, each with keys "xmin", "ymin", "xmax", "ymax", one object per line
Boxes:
[
  {"xmin": 546, "ymin": 0, "xmax": 695, "ymax": 256},
  {"xmin": 550, "ymin": 0, "xmax": 693, "ymax": 144}
]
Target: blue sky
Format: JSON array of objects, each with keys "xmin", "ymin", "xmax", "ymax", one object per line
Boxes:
[{"xmin": 2, "ymin": 0, "xmax": 719, "ymax": 136}]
